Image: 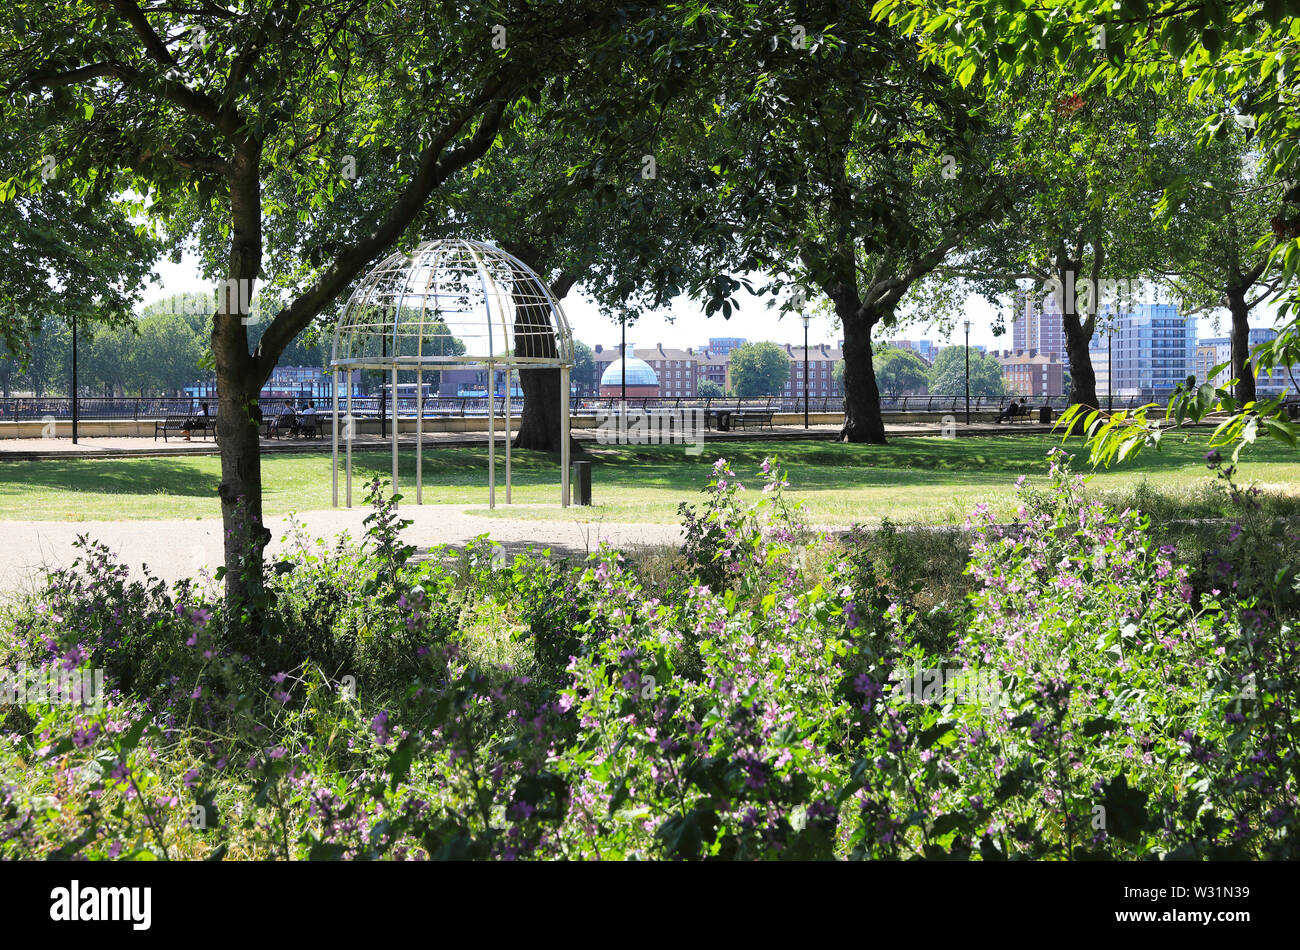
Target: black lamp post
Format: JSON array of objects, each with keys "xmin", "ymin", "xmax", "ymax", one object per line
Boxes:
[
  {"xmin": 963, "ymin": 319, "xmax": 971, "ymax": 425},
  {"xmin": 801, "ymin": 307, "xmax": 811, "ymax": 428},
  {"xmin": 71, "ymin": 312, "xmax": 79, "ymax": 444},
  {"xmin": 620, "ymin": 308, "xmax": 627, "ymax": 405},
  {"xmin": 1108, "ymin": 316, "xmax": 1114, "ymax": 412}
]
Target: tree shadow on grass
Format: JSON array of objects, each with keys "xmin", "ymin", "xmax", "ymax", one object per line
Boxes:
[
  {"xmin": 0, "ymin": 457, "xmax": 221, "ymax": 499},
  {"xmin": 585, "ymin": 433, "xmax": 1300, "ymax": 485}
]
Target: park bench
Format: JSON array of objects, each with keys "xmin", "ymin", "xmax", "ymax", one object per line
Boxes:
[
  {"xmin": 154, "ymin": 414, "xmax": 216, "ymax": 442},
  {"xmin": 1283, "ymin": 394, "xmax": 1300, "ymax": 421},
  {"xmin": 992, "ymin": 402, "xmax": 1034, "ymax": 425},
  {"xmin": 296, "ymin": 415, "xmax": 321, "ymax": 439},
  {"xmin": 265, "ymin": 412, "xmax": 297, "ymax": 439},
  {"xmin": 731, "ymin": 408, "xmax": 775, "ymax": 430},
  {"xmin": 705, "ymin": 401, "xmax": 776, "ymax": 432},
  {"xmin": 704, "ymin": 407, "xmax": 732, "ymax": 431}
]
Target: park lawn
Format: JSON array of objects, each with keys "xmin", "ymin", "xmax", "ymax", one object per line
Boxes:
[{"xmin": 0, "ymin": 432, "xmax": 1297, "ymax": 525}]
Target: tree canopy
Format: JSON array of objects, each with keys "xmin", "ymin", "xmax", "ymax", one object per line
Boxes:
[
  {"xmin": 729, "ymin": 342, "xmax": 791, "ymax": 397},
  {"xmin": 927, "ymin": 346, "xmax": 1005, "ymax": 398}
]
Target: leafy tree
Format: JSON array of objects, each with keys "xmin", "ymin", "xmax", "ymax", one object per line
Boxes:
[
  {"xmin": 729, "ymin": 342, "xmax": 791, "ymax": 397},
  {"xmin": 872, "ymin": 346, "xmax": 929, "ymax": 398},
  {"xmin": 880, "ymin": 0, "xmax": 1300, "ymax": 455},
  {"xmin": 0, "ymin": 1, "xmax": 682, "ymax": 620},
  {"xmin": 927, "ymin": 345, "xmax": 1004, "ymax": 398},
  {"xmin": 0, "ymin": 127, "xmax": 158, "ymax": 363},
  {"xmin": 697, "ymin": 378, "xmax": 724, "ymax": 398},
  {"xmin": 690, "ymin": 3, "xmax": 1014, "ymax": 442},
  {"xmin": 930, "ymin": 77, "xmax": 1199, "ymax": 409},
  {"xmin": 1155, "ymin": 126, "xmax": 1286, "ymax": 404},
  {"xmin": 572, "ymin": 341, "xmax": 596, "ymax": 396}
]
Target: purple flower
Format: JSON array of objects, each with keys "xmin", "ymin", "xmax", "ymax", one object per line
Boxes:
[{"xmin": 371, "ymin": 711, "xmax": 391, "ymax": 745}]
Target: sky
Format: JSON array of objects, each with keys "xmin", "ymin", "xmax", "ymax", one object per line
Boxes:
[{"xmin": 145, "ymin": 248, "xmax": 1275, "ymax": 356}]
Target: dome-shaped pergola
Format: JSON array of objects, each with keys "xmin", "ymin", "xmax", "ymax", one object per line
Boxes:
[{"xmin": 328, "ymin": 239, "xmax": 574, "ymax": 509}]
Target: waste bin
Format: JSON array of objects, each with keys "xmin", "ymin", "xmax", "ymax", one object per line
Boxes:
[
  {"xmin": 1038, "ymin": 406, "xmax": 1053, "ymax": 424},
  {"xmin": 572, "ymin": 460, "xmax": 592, "ymax": 506}
]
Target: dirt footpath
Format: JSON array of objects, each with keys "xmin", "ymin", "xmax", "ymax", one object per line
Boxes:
[{"xmin": 0, "ymin": 504, "xmax": 685, "ymax": 596}]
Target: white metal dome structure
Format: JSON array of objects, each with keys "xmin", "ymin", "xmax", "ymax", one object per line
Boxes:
[{"xmin": 329, "ymin": 239, "xmax": 574, "ymax": 509}]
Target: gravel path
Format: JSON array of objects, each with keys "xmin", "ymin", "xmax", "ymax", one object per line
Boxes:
[{"xmin": 0, "ymin": 504, "xmax": 685, "ymax": 596}]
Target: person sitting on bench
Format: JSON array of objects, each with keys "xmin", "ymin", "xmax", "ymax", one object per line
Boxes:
[
  {"xmin": 267, "ymin": 400, "xmax": 296, "ymax": 438},
  {"xmin": 297, "ymin": 400, "xmax": 318, "ymax": 436},
  {"xmin": 181, "ymin": 402, "xmax": 209, "ymax": 442},
  {"xmin": 994, "ymin": 398, "xmax": 1023, "ymax": 424}
]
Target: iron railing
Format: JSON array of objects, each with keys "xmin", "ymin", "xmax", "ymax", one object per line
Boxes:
[{"xmin": 0, "ymin": 393, "xmax": 1165, "ymax": 423}]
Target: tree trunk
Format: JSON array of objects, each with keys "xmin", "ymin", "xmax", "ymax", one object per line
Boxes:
[
  {"xmin": 510, "ymin": 262, "xmax": 564, "ymax": 452},
  {"xmin": 1063, "ymin": 313, "xmax": 1099, "ymax": 409},
  {"xmin": 507, "ymin": 254, "xmax": 579, "ymax": 454},
  {"xmin": 837, "ymin": 300, "xmax": 886, "ymax": 444},
  {"xmin": 1053, "ymin": 257, "xmax": 1099, "ymax": 409},
  {"xmin": 1227, "ymin": 288, "xmax": 1256, "ymax": 404},
  {"xmin": 214, "ymin": 154, "xmax": 269, "ymax": 631},
  {"xmin": 514, "ymin": 366, "xmax": 564, "ymax": 451},
  {"xmin": 214, "ymin": 375, "xmax": 270, "ymax": 626}
]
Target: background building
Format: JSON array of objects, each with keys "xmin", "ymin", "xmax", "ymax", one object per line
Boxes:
[
  {"xmin": 1198, "ymin": 328, "xmax": 1300, "ymax": 397},
  {"xmin": 883, "ymin": 339, "xmax": 936, "ymax": 366},
  {"xmin": 594, "ymin": 344, "xmax": 698, "ymax": 398},
  {"xmin": 995, "ymin": 349, "xmax": 1064, "ymax": 397},
  {"xmin": 704, "ymin": 337, "xmax": 746, "ymax": 357},
  {"xmin": 1088, "ymin": 303, "xmax": 1197, "ymax": 399},
  {"xmin": 697, "ymin": 353, "xmax": 728, "ymax": 392},
  {"xmin": 1013, "ymin": 291, "xmax": 1066, "ymax": 358},
  {"xmin": 597, "ymin": 348, "xmax": 660, "ymax": 398},
  {"xmin": 780, "ymin": 343, "xmax": 843, "ymax": 403}
]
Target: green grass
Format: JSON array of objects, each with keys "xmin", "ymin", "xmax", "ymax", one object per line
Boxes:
[{"xmin": 1, "ymin": 432, "xmax": 1298, "ymax": 525}]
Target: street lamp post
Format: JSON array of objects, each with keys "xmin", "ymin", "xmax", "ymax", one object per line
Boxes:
[
  {"xmin": 1108, "ymin": 316, "xmax": 1114, "ymax": 412},
  {"xmin": 620, "ymin": 306, "xmax": 627, "ymax": 405},
  {"xmin": 963, "ymin": 319, "xmax": 971, "ymax": 425},
  {"xmin": 801, "ymin": 307, "xmax": 811, "ymax": 429},
  {"xmin": 71, "ymin": 312, "xmax": 79, "ymax": 444}
]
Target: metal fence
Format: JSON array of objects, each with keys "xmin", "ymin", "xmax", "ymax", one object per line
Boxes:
[{"xmin": 0, "ymin": 392, "xmax": 1163, "ymax": 423}]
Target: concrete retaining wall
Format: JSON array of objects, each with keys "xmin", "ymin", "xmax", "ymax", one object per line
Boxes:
[{"xmin": 1, "ymin": 410, "xmax": 1022, "ymax": 441}]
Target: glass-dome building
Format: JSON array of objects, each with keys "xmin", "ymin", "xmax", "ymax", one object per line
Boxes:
[{"xmin": 599, "ymin": 352, "xmax": 660, "ymax": 398}]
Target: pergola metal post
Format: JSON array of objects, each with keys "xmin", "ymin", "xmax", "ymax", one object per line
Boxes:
[
  {"xmin": 561, "ymin": 364, "xmax": 571, "ymax": 507},
  {"xmin": 801, "ymin": 308, "xmax": 810, "ymax": 429},
  {"xmin": 416, "ymin": 369, "xmax": 424, "ymax": 504},
  {"xmin": 488, "ymin": 359, "xmax": 496, "ymax": 509},
  {"xmin": 331, "ymin": 368, "xmax": 339, "ymax": 507},
  {"xmin": 71, "ymin": 312, "xmax": 79, "ymax": 444},
  {"xmin": 963, "ymin": 320, "xmax": 972, "ymax": 425},
  {"xmin": 345, "ymin": 383, "xmax": 353, "ymax": 508},
  {"xmin": 391, "ymin": 364, "xmax": 399, "ymax": 501},
  {"xmin": 504, "ymin": 366, "xmax": 512, "ymax": 504}
]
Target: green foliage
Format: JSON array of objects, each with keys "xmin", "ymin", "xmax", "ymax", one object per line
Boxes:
[
  {"xmin": 873, "ymin": 346, "xmax": 930, "ymax": 398},
  {"xmin": 3, "ymin": 451, "xmax": 1300, "ymax": 859},
  {"xmin": 573, "ymin": 341, "xmax": 596, "ymax": 394},
  {"xmin": 728, "ymin": 341, "xmax": 791, "ymax": 397},
  {"xmin": 927, "ymin": 345, "xmax": 1004, "ymax": 397}
]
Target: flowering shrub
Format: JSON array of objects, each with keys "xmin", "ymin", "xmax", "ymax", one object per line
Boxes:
[{"xmin": 0, "ymin": 452, "xmax": 1295, "ymax": 859}]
